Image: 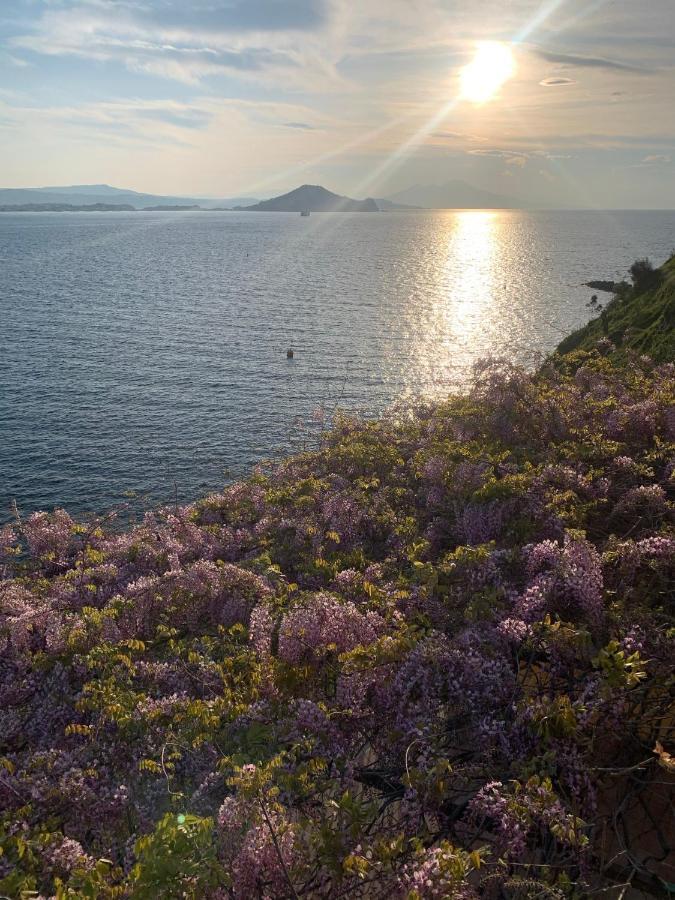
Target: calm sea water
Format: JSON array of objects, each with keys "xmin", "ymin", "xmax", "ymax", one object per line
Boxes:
[{"xmin": 2, "ymin": 208, "xmax": 674, "ymax": 521}]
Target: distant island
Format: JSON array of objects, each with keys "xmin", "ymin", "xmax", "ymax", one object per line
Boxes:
[
  {"xmin": 238, "ymin": 184, "xmax": 379, "ymax": 213},
  {"xmin": 0, "ymin": 202, "xmax": 135, "ymax": 212},
  {"xmin": 0, "ymin": 184, "xmax": 259, "ymax": 210},
  {"xmin": 141, "ymin": 204, "xmax": 200, "ymax": 211}
]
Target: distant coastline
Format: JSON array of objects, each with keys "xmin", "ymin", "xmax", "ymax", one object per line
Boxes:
[{"xmin": 0, "ymin": 202, "xmax": 137, "ymax": 212}]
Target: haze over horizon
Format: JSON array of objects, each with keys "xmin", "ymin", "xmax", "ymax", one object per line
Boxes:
[{"xmin": 1, "ymin": 1, "xmax": 674, "ymax": 208}]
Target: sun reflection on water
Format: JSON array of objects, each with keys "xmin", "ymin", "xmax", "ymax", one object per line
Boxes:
[
  {"xmin": 442, "ymin": 209, "xmax": 497, "ymax": 344},
  {"xmin": 399, "ymin": 210, "xmax": 500, "ymax": 398}
]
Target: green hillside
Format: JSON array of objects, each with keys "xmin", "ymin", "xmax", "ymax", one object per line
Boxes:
[{"xmin": 557, "ymin": 253, "xmax": 675, "ymax": 362}]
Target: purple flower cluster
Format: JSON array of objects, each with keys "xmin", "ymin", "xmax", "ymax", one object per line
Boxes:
[
  {"xmin": 277, "ymin": 593, "xmax": 385, "ymax": 664},
  {"xmin": 519, "ymin": 534, "xmax": 604, "ymax": 626},
  {"xmin": 400, "ymin": 843, "xmax": 480, "ymax": 898},
  {"xmin": 468, "ymin": 780, "xmax": 529, "ymax": 859}
]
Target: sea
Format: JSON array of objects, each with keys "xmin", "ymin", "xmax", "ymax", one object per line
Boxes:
[{"xmin": 2, "ymin": 208, "xmax": 674, "ymax": 522}]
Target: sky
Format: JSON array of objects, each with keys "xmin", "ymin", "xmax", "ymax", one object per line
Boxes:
[{"xmin": 1, "ymin": 0, "xmax": 674, "ymax": 207}]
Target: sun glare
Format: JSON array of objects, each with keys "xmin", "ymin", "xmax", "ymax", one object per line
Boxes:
[{"xmin": 460, "ymin": 41, "xmax": 515, "ymax": 104}]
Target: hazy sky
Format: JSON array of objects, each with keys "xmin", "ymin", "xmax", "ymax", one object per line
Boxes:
[{"xmin": 1, "ymin": 0, "xmax": 674, "ymax": 206}]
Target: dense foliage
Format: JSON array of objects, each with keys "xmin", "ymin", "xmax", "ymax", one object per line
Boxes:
[
  {"xmin": 1, "ymin": 347, "xmax": 674, "ymax": 898},
  {"xmin": 558, "ymin": 254, "xmax": 675, "ymax": 363}
]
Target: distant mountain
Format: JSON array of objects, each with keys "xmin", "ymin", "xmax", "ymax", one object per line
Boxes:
[
  {"xmin": 39, "ymin": 184, "xmax": 126, "ymax": 196},
  {"xmin": 0, "ymin": 185, "xmax": 260, "ymax": 210},
  {"xmin": 374, "ymin": 198, "xmax": 420, "ymax": 211},
  {"xmin": 241, "ymin": 184, "xmax": 378, "ymax": 213},
  {"xmin": 387, "ymin": 179, "xmax": 522, "ymax": 209}
]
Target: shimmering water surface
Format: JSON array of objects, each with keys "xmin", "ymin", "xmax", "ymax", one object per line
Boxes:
[{"xmin": 2, "ymin": 208, "xmax": 675, "ymax": 520}]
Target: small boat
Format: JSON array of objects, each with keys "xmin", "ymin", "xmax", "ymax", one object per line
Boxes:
[{"xmin": 300, "ymin": 209, "xmax": 310, "ymax": 217}]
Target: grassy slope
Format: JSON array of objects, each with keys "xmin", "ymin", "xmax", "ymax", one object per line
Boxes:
[{"xmin": 557, "ymin": 254, "xmax": 675, "ymax": 362}]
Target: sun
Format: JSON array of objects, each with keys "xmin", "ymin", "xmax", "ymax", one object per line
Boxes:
[{"xmin": 460, "ymin": 41, "xmax": 515, "ymax": 104}]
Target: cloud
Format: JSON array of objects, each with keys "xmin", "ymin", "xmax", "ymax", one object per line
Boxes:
[
  {"xmin": 0, "ymin": 51, "xmax": 30, "ymax": 68},
  {"xmin": 0, "ymin": 96, "xmax": 219, "ymax": 147},
  {"xmin": 431, "ymin": 130, "xmax": 488, "ymax": 143},
  {"xmin": 124, "ymin": 47, "xmax": 299, "ymax": 85},
  {"xmin": 135, "ymin": 0, "xmax": 330, "ymax": 34},
  {"xmin": 531, "ymin": 151, "xmax": 572, "ymax": 160},
  {"xmin": 467, "ymin": 148, "xmax": 574, "ymax": 167},
  {"xmin": 0, "ymin": 93, "xmax": 327, "ymax": 150},
  {"xmin": 9, "ymin": 0, "xmax": 332, "ymax": 85},
  {"xmin": 140, "ymin": 107, "xmax": 212, "ymax": 129},
  {"xmin": 539, "ymin": 77, "xmax": 576, "ymax": 86},
  {"xmin": 533, "ymin": 48, "xmax": 648, "ymax": 73},
  {"xmin": 468, "ymin": 149, "xmax": 529, "ymax": 167}
]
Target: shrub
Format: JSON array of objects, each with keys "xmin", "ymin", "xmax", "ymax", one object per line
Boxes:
[{"xmin": 629, "ymin": 257, "xmax": 663, "ymax": 293}]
